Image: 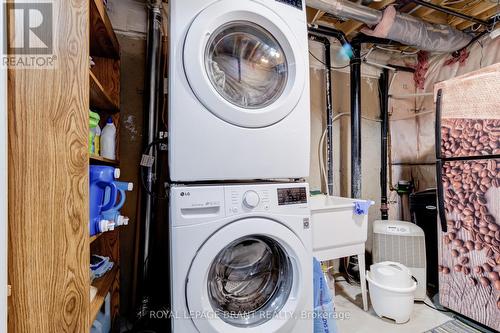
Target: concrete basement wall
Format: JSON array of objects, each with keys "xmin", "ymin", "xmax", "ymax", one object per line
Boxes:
[
  {"xmin": 308, "ymin": 40, "xmax": 382, "ymax": 252},
  {"xmin": 107, "ymin": 0, "xmax": 148, "ymax": 317}
]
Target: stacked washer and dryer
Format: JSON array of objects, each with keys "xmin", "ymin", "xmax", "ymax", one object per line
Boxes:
[{"xmin": 168, "ymin": 0, "xmax": 313, "ymax": 332}]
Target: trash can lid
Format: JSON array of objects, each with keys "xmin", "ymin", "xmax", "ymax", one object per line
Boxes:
[{"xmin": 370, "ymin": 261, "xmax": 414, "ymax": 289}]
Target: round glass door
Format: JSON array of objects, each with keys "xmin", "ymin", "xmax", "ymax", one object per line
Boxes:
[
  {"xmin": 183, "ymin": 0, "xmax": 306, "ymax": 128},
  {"xmin": 207, "ymin": 236, "xmax": 292, "ymax": 327},
  {"xmin": 205, "ymin": 22, "xmax": 288, "ymax": 109}
]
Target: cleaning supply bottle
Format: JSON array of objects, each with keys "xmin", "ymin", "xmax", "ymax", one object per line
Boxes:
[
  {"xmin": 89, "ymin": 110, "xmax": 100, "ymax": 154},
  {"xmin": 101, "ymin": 181, "xmax": 133, "ymax": 227},
  {"xmin": 101, "ymin": 117, "xmax": 116, "ymax": 160},
  {"xmin": 89, "ymin": 166, "xmax": 120, "ymax": 236},
  {"xmin": 92, "ymin": 125, "xmax": 101, "ymax": 156}
]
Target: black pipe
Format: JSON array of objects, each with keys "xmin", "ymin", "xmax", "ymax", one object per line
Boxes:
[
  {"xmin": 350, "ymin": 41, "xmax": 362, "ymax": 199},
  {"xmin": 309, "ymin": 33, "xmax": 334, "ymax": 195},
  {"xmin": 141, "ymin": 3, "xmax": 162, "ymax": 292},
  {"xmin": 409, "ymin": 0, "xmax": 490, "ymax": 27},
  {"xmin": 308, "ymin": 24, "xmax": 348, "ymax": 45},
  {"xmin": 352, "ymin": 33, "xmax": 405, "ymax": 47},
  {"xmin": 379, "ymin": 68, "xmax": 389, "ymax": 220}
]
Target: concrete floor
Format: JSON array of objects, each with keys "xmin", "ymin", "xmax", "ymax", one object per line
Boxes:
[{"xmin": 333, "ymin": 280, "xmax": 451, "ymax": 333}]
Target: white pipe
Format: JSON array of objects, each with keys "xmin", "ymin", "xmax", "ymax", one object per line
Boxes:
[
  {"xmin": 0, "ymin": 1, "xmax": 7, "ymax": 330},
  {"xmin": 389, "ymin": 92, "xmax": 434, "ymax": 98},
  {"xmin": 363, "ymin": 60, "xmax": 397, "ymax": 71}
]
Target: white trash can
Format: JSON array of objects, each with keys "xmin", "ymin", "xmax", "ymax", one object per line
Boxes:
[{"xmin": 366, "ymin": 261, "xmax": 417, "ymax": 324}]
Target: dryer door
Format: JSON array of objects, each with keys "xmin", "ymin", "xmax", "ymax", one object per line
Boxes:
[
  {"xmin": 186, "ymin": 217, "xmax": 309, "ymax": 333},
  {"xmin": 183, "ymin": 0, "xmax": 306, "ymax": 128}
]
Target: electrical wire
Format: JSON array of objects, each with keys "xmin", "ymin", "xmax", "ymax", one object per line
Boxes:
[
  {"xmin": 486, "ymin": 0, "xmax": 500, "ymax": 32},
  {"xmin": 477, "ymin": 39, "xmax": 484, "ymax": 68},
  {"xmin": 422, "ymin": 301, "xmax": 451, "ymax": 313},
  {"xmin": 308, "ymin": 50, "xmax": 352, "ymax": 69},
  {"xmin": 389, "ymin": 110, "xmax": 434, "ymax": 121},
  {"xmin": 140, "ymin": 138, "xmax": 169, "ymax": 200},
  {"xmin": 318, "ymin": 127, "xmax": 329, "ymax": 196},
  {"xmin": 374, "ymin": 45, "xmax": 419, "ymax": 56}
]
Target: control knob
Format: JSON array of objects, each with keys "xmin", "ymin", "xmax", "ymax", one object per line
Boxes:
[{"xmin": 243, "ymin": 191, "xmax": 260, "ymax": 209}]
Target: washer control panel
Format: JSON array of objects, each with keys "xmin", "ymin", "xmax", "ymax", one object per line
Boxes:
[
  {"xmin": 277, "ymin": 187, "xmax": 308, "ymax": 206},
  {"xmin": 275, "ymin": 0, "xmax": 303, "ymax": 10},
  {"xmin": 226, "ymin": 183, "xmax": 309, "ymax": 215}
]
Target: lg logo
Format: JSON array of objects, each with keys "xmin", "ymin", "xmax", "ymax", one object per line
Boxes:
[
  {"xmin": 180, "ymin": 192, "xmax": 191, "ymax": 197},
  {"xmin": 5, "ymin": 2, "xmax": 53, "ymax": 55}
]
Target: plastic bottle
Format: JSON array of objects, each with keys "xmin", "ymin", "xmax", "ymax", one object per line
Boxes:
[
  {"xmin": 89, "ymin": 110, "xmax": 100, "ymax": 154},
  {"xmin": 101, "ymin": 117, "xmax": 116, "ymax": 160},
  {"xmin": 92, "ymin": 125, "xmax": 101, "ymax": 156}
]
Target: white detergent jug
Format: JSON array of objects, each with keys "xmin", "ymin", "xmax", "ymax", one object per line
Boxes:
[{"xmin": 101, "ymin": 117, "xmax": 116, "ymax": 160}]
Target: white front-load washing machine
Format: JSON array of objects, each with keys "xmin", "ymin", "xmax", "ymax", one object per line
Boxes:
[
  {"xmin": 169, "ymin": 183, "xmax": 313, "ymax": 333},
  {"xmin": 168, "ymin": 0, "xmax": 310, "ymax": 181}
]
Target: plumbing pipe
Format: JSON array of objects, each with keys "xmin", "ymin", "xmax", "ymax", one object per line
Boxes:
[
  {"xmin": 389, "ymin": 92, "xmax": 434, "ymax": 98},
  {"xmin": 350, "ymin": 41, "xmax": 362, "ymax": 199},
  {"xmin": 307, "ymin": 0, "xmax": 473, "ymax": 52},
  {"xmin": 379, "ymin": 68, "xmax": 389, "ymax": 220},
  {"xmin": 409, "ymin": 0, "xmax": 490, "ymax": 27},
  {"xmin": 142, "ymin": 3, "xmax": 162, "ymax": 287},
  {"xmin": 309, "ymin": 24, "xmax": 349, "ymax": 45},
  {"xmin": 363, "ymin": 59, "xmax": 397, "ymax": 71},
  {"xmin": 309, "ymin": 33, "xmax": 335, "ymax": 195}
]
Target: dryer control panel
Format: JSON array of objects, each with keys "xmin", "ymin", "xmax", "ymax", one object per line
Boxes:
[{"xmin": 275, "ymin": 0, "xmax": 303, "ymax": 10}]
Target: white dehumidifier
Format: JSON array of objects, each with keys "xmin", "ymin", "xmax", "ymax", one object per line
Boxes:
[{"xmin": 372, "ymin": 220, "xmax": 427, "ymax": 301}]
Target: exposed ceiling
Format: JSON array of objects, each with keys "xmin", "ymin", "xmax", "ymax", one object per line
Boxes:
[{"xmin": 307, "ymin": 0, "xmax": 500, "ymax": 38}]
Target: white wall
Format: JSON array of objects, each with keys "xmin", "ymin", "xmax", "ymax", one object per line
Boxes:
[
  {"xmin": 308, "ymin": 40, "xmax": 382, "ymax": 252},
  {"xmin": 107, "ymin": 0, "xmax": 148, "ymax": 36},
  {"xmin": 0, "ymin": 1, "xmax": 7, "ymax": 330}
]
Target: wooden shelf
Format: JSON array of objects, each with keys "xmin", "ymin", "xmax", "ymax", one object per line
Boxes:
[
  {"xmin": 90, "ymin": 0, "xmax": 120, "ymax": 59},
  {"xmin": 90, "ymin": 226, "xmax": 123, "ymax": 244},
  {"xmin": 89, "ymin": 233, "xmax": 101, "ymax": 244},
  {"xmin": 90, "ymin": 71, "xmax": 119, "ymax": 113},
  {"xmin": 90, "ymin": 266, "xmax": 118, "ymax": 326},
  {"xmin": 90, "ymin": 155, "xmax": 119, "ymax": 166}
]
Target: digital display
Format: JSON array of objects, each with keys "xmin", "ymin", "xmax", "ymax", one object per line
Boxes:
[
  {"xmin": 278, "ymin": 187, "xmax": 307, "ymax": 205},
  {"xmin": 275, "ymin": 0, "xmax": 303, "ymax": 10}
]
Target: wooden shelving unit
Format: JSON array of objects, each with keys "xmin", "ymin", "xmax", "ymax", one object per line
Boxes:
[
  {"xmin": 8, "ymin": 1, "xmax": 123, "ymax": 331},
  {"xmin": 90, "ymin": 155, "xmax": 119, "ymax": 166},
  {"xmin": 89, "ymin": 267, "xmax": 119, "ymax": 326},
  {"xmin": 90, "ymin": 71, "xmax": 119, "ymax": 113},
  {"xmin": 89, "ymin": 0, "xmax": 121, "ymax": 330},
  {"xmin": 90, "ymin": 0, "xmax": 120, "ymax": 58}
]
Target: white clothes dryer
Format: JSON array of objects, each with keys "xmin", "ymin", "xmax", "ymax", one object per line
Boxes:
[{"xmin": 168, "ymin": 0, "xmax": 310, "ymax": 181}]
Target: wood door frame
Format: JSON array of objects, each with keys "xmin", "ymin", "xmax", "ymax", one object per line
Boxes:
[{"xmin": 0, "ymin": 1, "xmax": 7, "ymax": 331}]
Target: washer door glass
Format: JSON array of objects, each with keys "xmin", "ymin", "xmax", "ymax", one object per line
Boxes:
[
  {"xmin": 205, "ymin": 21, "xmax": 288, "ymax": 110},
  {"xmin": 207, "ymin": 235, "xmax": 292, "ymax": 327}
]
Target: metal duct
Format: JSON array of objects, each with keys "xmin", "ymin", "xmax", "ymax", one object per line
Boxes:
[
  {"xmin": 307, "ymin": 0, "xmax": 382, "ymax": 25},
  {"xmin": 306, "ymin": 0, "xmax": 473, "ymax": 52}
]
